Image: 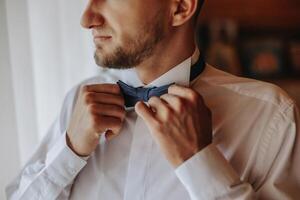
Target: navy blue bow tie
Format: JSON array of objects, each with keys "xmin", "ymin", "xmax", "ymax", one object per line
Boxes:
[{"xmin": 117, "ymin": 54, "xmax": 206, "ymax": 107}]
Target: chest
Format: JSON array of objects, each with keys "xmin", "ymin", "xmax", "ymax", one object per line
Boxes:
[{"xmin": 69, "ymin": 110, "xmax": 190, "ymax": 200}]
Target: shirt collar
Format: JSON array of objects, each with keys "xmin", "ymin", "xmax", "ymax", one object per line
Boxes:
[{"xmin": 119, "ymin": 48, "xmax": 200, "ymax": 88}]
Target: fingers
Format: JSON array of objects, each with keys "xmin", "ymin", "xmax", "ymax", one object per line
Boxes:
[
  {"xmin": 148, "ymin": 96, "xmax": 171, "ymax": 120},
  {"xmin": 168, "ymin": 84, "xmax": 203, "ymax": 104},
  {"xmin": 95, "ymin": 115, "xmax": 123, "ymax": 134},
  {"xmin": 88, "ymin": 103, "xmax": 126, "ymax": 120},
  {"xmin": 78, "ymin": 84, "xmax": 126, "ymax": 142},
  {"xmin": 135, "ymin": 96, "xmax": 174, "ymax": 128},
  {"xmin": 84, "ymin": 92, "xmax": 125, "ymax": 107},
  {"xmin": 84, "ymin": 83, "xmax": 121, "ymax": 94},
  {"xmin": 135, "ymin": 101, "xmax": 157, "ymax": 126},
  {"xmin": 160, "ymin": 94, "xmax": 185, "ymax": 113}
]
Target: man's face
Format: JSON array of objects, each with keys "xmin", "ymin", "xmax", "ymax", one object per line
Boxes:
[{"xmin": 81, "ymin": 0, "xmax": 169, "ymax": 69}]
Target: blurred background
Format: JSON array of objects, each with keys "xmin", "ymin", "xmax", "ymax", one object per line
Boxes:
[
  {"xmin": 197, "ymin": 0, "xmax": 300, "ymax": 106},
  {"xmin": 0, "ymin": 0, "xmax": 300, "ymax": 199}
]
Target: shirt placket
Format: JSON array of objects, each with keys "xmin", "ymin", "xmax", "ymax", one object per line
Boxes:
[{"xmin": 124, "ymin": 116, "xmax": 153, "ymax": 200}]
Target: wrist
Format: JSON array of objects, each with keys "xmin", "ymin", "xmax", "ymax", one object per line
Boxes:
[{"xmin": 66, "ymin": 131, "xmax": 90, "ymax": 157}]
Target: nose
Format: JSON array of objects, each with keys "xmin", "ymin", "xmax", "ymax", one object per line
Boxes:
[{"xmin": 81, "ymin": 0, "xmax": 105, "ymax": 29}]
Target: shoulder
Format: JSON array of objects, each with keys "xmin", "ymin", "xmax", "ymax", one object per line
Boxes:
[
  {"xmin": 196, "ymin": 67, "xmax": 300, "ymax": 189},
  {"xmin": 194, "ymin": 65, "xmax": 295, "ymax": 112}
]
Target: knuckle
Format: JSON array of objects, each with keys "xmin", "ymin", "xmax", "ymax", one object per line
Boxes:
[
  {"xmin": 173, "ymin": 97, "xmax": 186, "ymax": 113},
  {"xmin": 81, "ymin": 86, "xmax": 90, "ymax": 98},
  {"xmin": 160, "ymin": 94, "xmax": 167, "ymax": 99},
  {"xmin": 149, "ymin": 96, "xmax": 159, "ymax": 104},
  {"xmin": 112, "ymin": 84, "xmax": 121, "ymax": 93},
  {"xmin": 81, "ymin": 85, "xmax": 89, "ymax": 92},
  {"xmin": 174, "ymin": 97, "xmax": 183, "ymax": 105},
  {"xmin": 165, "ymin": 108, "xmax": 174, "ymax": 119},
  {"xmin": 87, "ymin": 104, "xmax": 97, "ymax": 113},
  {"xmin": 84, "ymin": 92, "xmax": 94, "ymax": 104},
  {"xmin": 119, "ymin": 109, "xmax": 126, "ymax": 120},
  {"xmin": 118, "ymin": 97, "xmax": 125, "ymax": 105},
  {"xmin": 148, "ymin": 96, "xmax": 155, "ymax": 102},
  {"xmin": 168, "ymin": 84, "xmax": 177, "ymax": 92},
  {"xmin": 189, "ymin": 90, "xmax": 199, "ymax": 102}
]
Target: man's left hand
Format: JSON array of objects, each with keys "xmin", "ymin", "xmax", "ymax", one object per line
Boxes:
[{"xmin": 135, "ymin": 84, "xmax": 212, "ymax": 168}]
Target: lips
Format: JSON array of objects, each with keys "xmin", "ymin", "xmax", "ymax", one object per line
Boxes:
[
  {"xmin": 93, "ymin": 36, "xmax": 112, "ymax": 44},
  {"xmin": 94, "ymin": 36, "xmax": 112, "ymax": 39}
]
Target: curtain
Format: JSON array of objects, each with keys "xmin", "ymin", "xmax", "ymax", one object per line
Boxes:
[{"xmin": 0, "ymin": 0, "xmax": 99, "ymax": 197}]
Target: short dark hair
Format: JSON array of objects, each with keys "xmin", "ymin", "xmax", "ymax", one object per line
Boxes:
[{"xmin": 195, "ymin": 0, "xmax": 205, "ymax": 19}]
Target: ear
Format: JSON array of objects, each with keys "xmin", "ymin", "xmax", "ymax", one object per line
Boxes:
[{"xmin": 170, "ymin": 0, "xmax": 198, "ymax": 27}]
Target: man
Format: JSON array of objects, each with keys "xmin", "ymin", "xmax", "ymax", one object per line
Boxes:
[{"xmin": 6, "ymin": 0, "xmax": 300, "ymax": 199}]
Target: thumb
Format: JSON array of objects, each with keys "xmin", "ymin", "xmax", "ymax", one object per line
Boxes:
[{"xmin": 105, "ymin": 130, "xmax": 118, "ymax": 141}]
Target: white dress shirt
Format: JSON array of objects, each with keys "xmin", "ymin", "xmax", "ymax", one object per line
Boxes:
[{"xmin": 6, "ymin": 52, "xmax": 300, "ymax": 199}]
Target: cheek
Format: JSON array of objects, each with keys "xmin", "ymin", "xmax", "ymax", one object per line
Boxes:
[
  {"xmin": 107, "ymin": 2, "xmax": 139, "ymax": 30},
  {"xmin": 113, "ymin": 21, "xmax": 143, "ymax": 48},
  {"xmin": 105, "ymin": 1, "xmax": 165, "ymax": 46},
  {"xmin": 108, "ymin": 16, "xmax": 139, "ymax": 45}
]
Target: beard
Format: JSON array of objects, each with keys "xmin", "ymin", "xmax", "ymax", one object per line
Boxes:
[{"xmin": 94, "ymin": 11, "xmax": 165, "ymax": 69}]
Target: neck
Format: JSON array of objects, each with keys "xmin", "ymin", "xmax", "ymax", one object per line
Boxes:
[{"xmin": 135, "ymin": 29, "xmax": 196, "ymax": 85}]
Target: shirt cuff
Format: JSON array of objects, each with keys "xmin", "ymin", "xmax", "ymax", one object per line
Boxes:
[
  {"xmin": 175, "ymin": 144, "xmax": 241, "ymax": 200},
  {"xmin": 44, "ymin": 131, "xmax": 88, "ymax": 188}
]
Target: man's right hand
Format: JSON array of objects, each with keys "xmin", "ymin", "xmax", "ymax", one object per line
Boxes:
[{"xmin": 66, "ymin": 84, "xmax": 126, "ymax": 157}]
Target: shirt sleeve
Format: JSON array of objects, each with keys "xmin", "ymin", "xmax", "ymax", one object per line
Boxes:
[
  {"xmin": 175, "ymin": 144, "xmax": 255, "ymax": 200},
  {"xmin": 175, "ymin": 102, "xmax": 300, "ymax": 200},
  {"xmin": 6, "ymin": 85, "xmax": 88, "ymax": 200}
]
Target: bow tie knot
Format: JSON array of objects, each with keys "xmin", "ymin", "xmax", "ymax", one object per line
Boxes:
[{"xmin": 136, "ymin": 87, "xmax": 153, "ymax": 101}]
